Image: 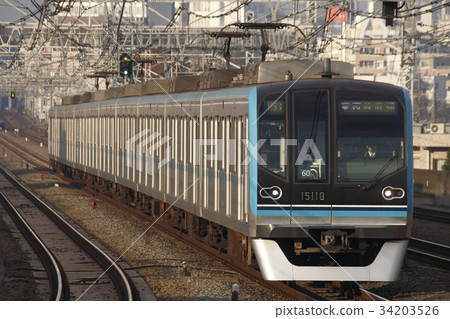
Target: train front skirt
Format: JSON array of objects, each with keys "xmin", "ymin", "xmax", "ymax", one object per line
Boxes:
[{"xmin": 252, "ymin": 238, "xmax": 409, "ymax": 281}]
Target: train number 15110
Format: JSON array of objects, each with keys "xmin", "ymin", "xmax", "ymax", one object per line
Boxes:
[{"xmin": 300, "ymin": 191, "xmax": 326, "ymax": 201}]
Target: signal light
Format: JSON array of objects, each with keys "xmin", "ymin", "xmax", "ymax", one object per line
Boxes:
[
  {"xmin": 10, "ymin": 92, "xmax": 15, "ymax": 99},
  {"xmin": 119, "ymin": 53, "xmax": 132, "ymax": 78},
  {"xmin": 382, "ymin": 1, "xmax": 398, "ymax": 26}
]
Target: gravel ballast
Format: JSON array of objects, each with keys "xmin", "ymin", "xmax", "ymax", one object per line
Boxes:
[{"xmin": 1, "ymin": 129, "xmax": 449, "ymax": 301}]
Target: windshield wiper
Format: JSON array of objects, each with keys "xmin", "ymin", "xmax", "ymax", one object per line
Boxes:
[{"xmin": 362, "ymin": 154, "xmax": 398, "ymax": 191}]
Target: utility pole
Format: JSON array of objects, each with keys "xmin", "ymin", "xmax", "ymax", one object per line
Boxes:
[
  {"xmin": 400, "ymin": 0, "xmax": 417, "ymax": 120},
  {"xmin": 432, "ymin": 84, "xmax": 436, "ymax": 123}
]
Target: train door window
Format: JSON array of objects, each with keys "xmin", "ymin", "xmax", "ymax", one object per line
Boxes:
[
  {"xmin": 132, "ymin": 116, "xmax": 136, "ymax": 182},
  {"xmin": 182, "ymin": 116, "xmax": 188, "ymax": 200},
  {"xmin": 94, "ymin": 117, "xmax": 98, "ymax": 170},
  {"xmin": 86, "ymin": 117, "xmax": 89, "ymax": 168},
  {"xmin": 79, "ymin": 118, "xmax": 82, "ymax": 165},
  {"xmin": 226, "ymin": 116, "xmax": 232, "ymax": 217},
  {"xmin": 174, "ymin": 116, "xmax": 179, "ymax": 196},
  {"xmin": 236, "ymin": 116, "xmax": 243, "ymax": 221},
  {"xmin": 110, "ymin": 117, "xmax": 113, "ymax": 174},
  {"xmin": 215, "ymin": 116, "xmax": 220, "ymax": 212},
  {"xmin": 126, "ymin": 116, "xmax": 131, "ymax": 179},
  {"xmin": 108, "ymin": 116, "xmax": 111, "ymax": 173},
  {"xmin": 192, "ymin": 116, "xmax": 199, "ymax": 205},
  {"xmin": 242, "ymin": 115, "xmax": 249, "ymax": 223},
  {"xmin": 167, "ymin": 116, "xmax": 172, "ymax": 194},
  {"xmin": 138, "ymin": 116, "xmax": 142, "ymax": 184},
  {"xmin": 155, "ymin": 116, "xmax": 163, "ymax": 191},
  {"xmin": 258, "ymin": 93, "xmax": 287, "ymax": 178},
  {"xmin": 172, "ymin": 116, "xmax": 176, "ymax": 162},
  {"xmin": 222, "ymin": 116, "xmax": 227, "ymax": 171},
  {"xmin": 84, "ymin": 117, "xmax": 87, "ymax": 167},
  {"xmin": 99, "ymin": 117, "xmax": 102, "ymax": 171},
  {"xmin": 187, "ymin": 118, "xmax": 192, "ymax": 164},
  {"xmin": 87, "ymin": 117, "xmax": 90, "ymax": 168},
  {"xmin": 118, "ymin": 117, "xmax": 122, "ymax": 177},
  {"xmin": 203, "ymin": 117, "xmax": 209, "ymax": 208},
  {"xmin": 293, "ymin": 90, "xmax": 329, "ymax": 182},
  {"xmin": 100, "ymin": 116, "xmax": 104, "ymax": 172},
  {"xmin": 178, "ymin": 116, "xmax": 182, "ymax": 163},
  {"xmin": 144, "ymin": 116, "xmax": 149, "ymax": 185},
  {"xmin": 181, "ymin": 116, "xmax": 186, "ymax": 163},
  {"xmin": 211, "ymin": 116, "xmax": 216, "ymax": 169},
  {"xmin": 229, "ymin": 117, "xmax": 236, "ymax": 174}
]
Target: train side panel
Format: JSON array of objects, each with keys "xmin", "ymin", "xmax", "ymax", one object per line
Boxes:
[{"xmin": 49, "ymin": 88, "xmax": 258, "ymax": 237}]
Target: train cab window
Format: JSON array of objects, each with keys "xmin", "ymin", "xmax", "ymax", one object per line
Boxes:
[
  {"xmin": 258, "ymin": 94, "xmax": 287, "ymax": 178},
  {"xmin": 336, "ymin": 91, "xmax": 405, "ymax": 182},
  {"xmin": 293, "ymin": 90, "xmax": 329, "ymax": 182}
]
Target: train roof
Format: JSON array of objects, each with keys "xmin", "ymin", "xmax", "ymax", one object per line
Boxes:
[
  {"xmin": 52, "ymin": 58, "xmax": 410, "ymax": 113},
  {"xmin": 52, "ymin": 85, "xmax": 257, "ymax": 112},
  {"xmin": 55, "ymin": 59, "xmax": 354, "ymax": 108},
  {"xmin": 52, "ymin": 77, "xmax": 407, "ymax": 113}
]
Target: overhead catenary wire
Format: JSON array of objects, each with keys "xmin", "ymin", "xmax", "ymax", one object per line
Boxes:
[{"xmin": 1, "ymin": 0, "xmax": 449, "ymax": 99}]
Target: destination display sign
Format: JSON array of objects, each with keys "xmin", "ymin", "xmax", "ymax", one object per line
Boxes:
[{"xmin": 339, "ymin": 101, "xmax": 398, "ymax": 115}]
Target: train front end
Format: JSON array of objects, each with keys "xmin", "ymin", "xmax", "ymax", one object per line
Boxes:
[{"xmin": 250, "ymin": 79, "xmax": 413, "ymax": 281}]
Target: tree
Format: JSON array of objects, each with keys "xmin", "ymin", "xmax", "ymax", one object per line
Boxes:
[{"xmin": 442, "ymin": 150, "xmax": 450, "ymax": 171}]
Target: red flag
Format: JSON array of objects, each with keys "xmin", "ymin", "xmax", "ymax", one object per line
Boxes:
[{"xmin": 326, "ymin": 6, "xmax": 348, "ymax": 22}]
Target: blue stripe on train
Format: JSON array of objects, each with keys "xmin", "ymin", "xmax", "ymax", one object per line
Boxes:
[
  {"xmin": 255, "ymin": 206, "xmax": 407, "ymax": 217},
  {"xmin": 332, "ymin": 208, "xmax": 407, "ymax": 217}
]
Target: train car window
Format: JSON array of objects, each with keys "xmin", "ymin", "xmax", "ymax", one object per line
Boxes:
[
  {"xmin": 293, "ymin": 90, "xmax": 329, "ymax": 182},
  {"xmin": 336, "ymin": 91, "xmax": 405, "ymax": 182},
  {"xmin": 258, "ymin": 93, "xmax": 287, "ymax": 178}
]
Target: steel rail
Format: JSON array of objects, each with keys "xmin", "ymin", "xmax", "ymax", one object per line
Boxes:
[
  {"xmin": 0, "ymin": 165, "xmax": 137, "ymax": 301},
  {"xmin": 408, "ymin": 237, "xmax": 450, "ymax": 268},
  {"xmin": 0, "ymin": 189, "xmax": 68, "ymax": 301},
  {"xmin": 413, "ymin": 205, "xmax": 450, "ymax": 224},
  {"xmin": 0, "ymin": 135, "xmax": 50, "ymax": 168},
  {"xmin": 1, "ymin": 128, "xmax": 387, "ymax": 301},
  {"xmin": 74, "ymin": 179, "xmax": 324, "ymax": 301}
]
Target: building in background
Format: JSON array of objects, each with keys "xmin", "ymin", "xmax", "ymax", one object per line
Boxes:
[
  {"xmin": 0, "ymin": 0, "xmax": 448, "ymax": 126},
  {"xmin": 413, "ymin": 124, "xmax": 450, "ymax": 170}
]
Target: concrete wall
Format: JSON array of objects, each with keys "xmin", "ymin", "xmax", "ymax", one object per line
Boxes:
[{"xmin": 414, "ymin": 169, "xmax": 450, "ymax": 207}]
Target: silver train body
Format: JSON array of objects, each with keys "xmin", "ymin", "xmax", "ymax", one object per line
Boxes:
[{"xmin": 49, "ymin": 72, "xmax": 413, "ymax": 281}]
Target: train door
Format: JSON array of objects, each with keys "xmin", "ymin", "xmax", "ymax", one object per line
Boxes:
[
  {"xmin": 256, "ymin": 90, "xmax": 331, "ymax": 224},
  {"xmin": 290, "ymin": 90, "xmax": 332, "ymax": 225},
  {"xmin": 256, "ymin": 93, "xmax": 291, "ymax": 223}
]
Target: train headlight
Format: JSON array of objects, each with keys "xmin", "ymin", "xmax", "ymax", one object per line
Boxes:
[
  {"xmin": 259, "ymin": 186, "xmax": 283, "ymax": 200},
  {"xmin": 384, "ymin": 188, "xmax": 393, "ymax": 198},
  {"xmin": 382, "ymin": 186, "xmax": 405, "ymax": 200}
]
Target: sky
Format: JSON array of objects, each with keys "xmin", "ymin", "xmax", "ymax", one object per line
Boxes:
[{"xmin": 0, "ymin": 0, "xmax": 42, "ymax": 23}]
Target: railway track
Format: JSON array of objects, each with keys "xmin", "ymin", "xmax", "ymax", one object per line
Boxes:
[
  {"xmin": 1, "ymin": 133, "xmax": 388, "ymax": 301},
  {"xmin": 414, "ymin": 205, "xmax": 450, "ymax": 224},
  {"xmin": 66, "ymin": 172, "xmax": 391, "ymax": 301},
  {"xmin": 0, "ymin": 111, "xmax": 48, "ymax": 147},
  {"xmin": 408, "ymin": 237, "xmax": 450, "ymax": 269},
  {"xmin": 0, "ymin": 164, "xmax": 138, "ymax": 301},
  {"xmin": 0, "ymin": 134, "xmax": 50, "ymax": 169},
  {"xmin": 0, "ymin": 127, "xmax": 321, "ymax": 300},
  {"xmin": 0, "ymin": 189, "xmax": 68, "ymax": 300},
  {"xmin": 69, "ymin": 181, "xmax": 317, "ymax": 301},
  {"xmin": 1, "ymin": 122, "xmax": 393, "ymax": 301}
]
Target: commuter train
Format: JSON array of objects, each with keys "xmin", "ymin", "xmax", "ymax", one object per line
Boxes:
[{"xmin": 49, "ymin": 59, "xmax": 413, "ymax": 281}]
